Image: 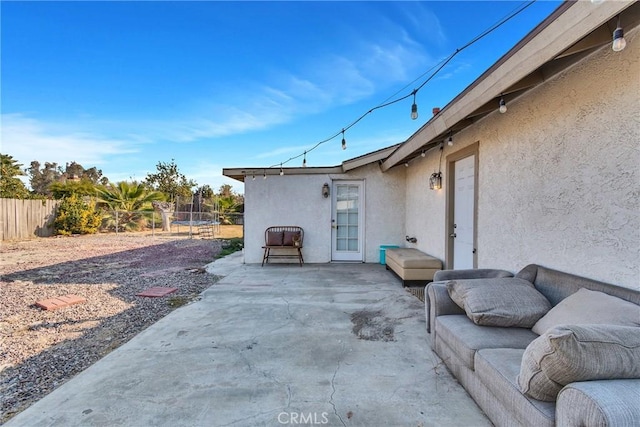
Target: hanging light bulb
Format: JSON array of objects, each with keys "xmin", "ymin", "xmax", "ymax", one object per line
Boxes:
[
  {"xmin": 411, "ymin": 90, "xmax": 419, "ymax": 120},
  {"xmin": 341, "ymin": 129, "xmax": 347, "ymax": 150},
  {"xmin": 405, "ymin": 162, "xmax": 409, "ymax": 168},
  {"xmin": 447, "ymin": 133, "xmax": 454, "ymax": 146},
  {"xmin": 421, "ymin": 150, "xmax": 426, "ymax": 158},
  {"xmin": 612, "ymin": 16, "xmax": 626, "ymax": 52},
  {"xmin": 279, "ymin": 164, "xmax": 284, "ymax": 176},
  {"xmin": 263, "ymin": 169, "xmax": 267, "ymax": 180},
  {"xmin": 252, "ymin": 172, "xmax": 256, "ymax": 181},
  {"xmin": 302, "ymin": 151, "xmax": 307, "ymax": 168},
  {"xmin": 499, "ymin": 97, "xmax": 507, "ymax": 114}
]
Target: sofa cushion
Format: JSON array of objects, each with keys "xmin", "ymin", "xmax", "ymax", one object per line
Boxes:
[
  {"xmin": 475, "ymin": 348, "xmax": 556, "ymax": 425},
  {"xmin": 447, "ymin": 278, "xmax": 551, "ymax": 327},
  {"xmin": 266, "ymin": 231, "xmax": 284, "ymax": 246},
  {"xmin": 517, "ymin": 324, "xmax": 640, "ymax": 401},
  {"xmin": 436, "ymin": 315, "xmax": 538, "ymax": 369},
  {"xmin": 385, "ymin": 248, "xmax": 441, "ymax": 269},
  {"xmin": 532, "ymin": 288, "xmax": 640, "ymax": 335}
]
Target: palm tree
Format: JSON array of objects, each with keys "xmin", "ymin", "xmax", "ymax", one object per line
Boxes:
[
  {"xmin": 96, "ymin": 182, "xmax": 165, "ymax": 231},
  {"xmin": 0, "ymin": 154, "xmax": 30, "ymax": 199}
]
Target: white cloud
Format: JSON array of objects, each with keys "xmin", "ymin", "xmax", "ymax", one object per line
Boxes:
[{"xmin": 0, "ymin": 113, "xmax": 137, "ymax": 166}]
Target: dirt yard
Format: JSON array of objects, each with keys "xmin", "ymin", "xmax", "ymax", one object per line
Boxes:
[{"xmin": 0, "ymin": 229, "xmax": 241, "ymax": 422}]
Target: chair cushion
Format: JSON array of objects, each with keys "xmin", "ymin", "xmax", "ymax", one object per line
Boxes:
[
  {"xmin": 266, "ymin": 231, "xmax": 284, "ymax": 246},
  {"xmin": 283, "ymin": 231, "xmax": 301, "ymax": 246},
  {"xmin": 385, "ymin": 248, "xmax": 441, "ymax": 269},
  {"xmin": 532, "ymin": 288, "xmax": 640, "ymax": 335},
  {"xmin": 517, "ymin": 324, "xmax": 640, "ymax": 401},
  {"xmin": 447, "ymin": 278, "xmax": 551, "ymax": 327}
]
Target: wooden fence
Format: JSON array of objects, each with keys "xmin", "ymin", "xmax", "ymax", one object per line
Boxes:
[{"xmin": 0, "ymin": 198, "xmax": 60, "ymax": 241}]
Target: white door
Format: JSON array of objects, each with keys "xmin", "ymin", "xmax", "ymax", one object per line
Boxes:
[
  {"xmin": 331, "ymin": 181, "xmax": 364, "ymax": 262},
  {"xmin": 453, "ymin": 155, "xmax": 475, "ymax": 269}
]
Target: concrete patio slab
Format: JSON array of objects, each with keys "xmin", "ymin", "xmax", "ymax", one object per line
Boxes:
[{"xmin": 6, "ymin": 258, "xmax": 490, "ymax": 427}]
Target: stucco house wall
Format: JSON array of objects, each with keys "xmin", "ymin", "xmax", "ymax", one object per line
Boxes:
[
  {"xmin": 243, "ymin": 163, "xmax": 406, "ymax": 264},
  {"xmin": 405, "ymin": 27, "xmax": 639, "ymax": 289}
]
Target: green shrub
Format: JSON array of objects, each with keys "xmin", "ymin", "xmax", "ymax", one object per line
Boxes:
[
  {"xmin": 217, "ymin": 237, "xmax": 244, "ymax": 258},
  {"xmin": 54, "ymin": 194, "xmax": 102, "ymax": 235}
]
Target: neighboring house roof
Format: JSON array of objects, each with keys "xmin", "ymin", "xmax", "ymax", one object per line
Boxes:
[
  {"xmin": 382, "ymin": 0, "xmax": 640, "ymax": 170},
  {"xmin": 223, "ymin": 143, "xmax": 400, "ymax": 182}
]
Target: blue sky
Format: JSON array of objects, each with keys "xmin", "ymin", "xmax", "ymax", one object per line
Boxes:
[{"xmin": 1, "ymin": 0, "xmax": 561, "ymax": 193}]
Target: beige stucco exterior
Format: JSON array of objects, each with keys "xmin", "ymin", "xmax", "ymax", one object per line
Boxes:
[
  {"xmin": 226, "ymin": 6, "xmax": 639, "ymax": 290},
  {"xmin": 405, "ymin": 26, "xmax": 639, "ymax": 289},
  {"xmin": 242, "ymin": 163, "xmax": 406, "ymax": 264}
]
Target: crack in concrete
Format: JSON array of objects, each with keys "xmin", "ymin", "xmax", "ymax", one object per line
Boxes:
[{"xmin": 329, "ymin": 343, "xmax": 347, "ymax": 427}]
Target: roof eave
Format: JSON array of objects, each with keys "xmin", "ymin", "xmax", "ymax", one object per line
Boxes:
[{"xmin": 381, "ymin": 0, "xmax": 636, "ymax": 171}]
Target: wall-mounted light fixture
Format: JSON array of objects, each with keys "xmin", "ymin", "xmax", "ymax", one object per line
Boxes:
[
  {"xmin": 430, "ymin": 143, "xmax": 444, "ymax": 191},
  {"xmin": 429, "ymin": 172, "xmax": 442, "ymax": 190},
  {"xmin": 322, "ymin": 183, "xmax": 330, "ymax": 198},
  {"xmin": 612, "ymin": 15, "xmax": 627, "ymax": 52}
]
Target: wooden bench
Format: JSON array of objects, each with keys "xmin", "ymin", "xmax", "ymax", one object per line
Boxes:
[
  {"xmin": 261, "ymin": 226, "xmax": 304, "ymax": 266},
  {"xmin": 385, "ymin": 248, "xmax": 442, "ymax": 287}
]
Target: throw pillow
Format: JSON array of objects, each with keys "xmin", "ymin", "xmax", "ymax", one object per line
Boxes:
[
  {"xmin": 517, "ymin": 324, "xmax": 640, "ymax": 401},
  {"xmin": 266, "ymin": 231, "xmax": 284, "ymax": 246},
  {"xmin": 532, "ymin": 288, "xmax": 640, "ymax": 335},
  {"xmin": 446, "ymin": 278, "xmax": 551, "ymax": 327},
  {"xmin": 283, "ymin": 231, "xmax": 301, "ymax": 246}
]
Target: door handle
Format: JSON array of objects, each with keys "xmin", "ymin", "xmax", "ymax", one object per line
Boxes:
[{"xmin": 450, "ymin": 233, "xmax": 457, "ymax": 238}]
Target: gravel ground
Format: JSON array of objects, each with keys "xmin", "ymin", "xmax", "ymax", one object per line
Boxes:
[{"xmin": 0, "ymin": 234, "xmax": 225, "ymax": 423}]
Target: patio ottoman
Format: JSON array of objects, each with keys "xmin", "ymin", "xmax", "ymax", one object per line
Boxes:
[{"xmin": 385, "ymin": 248, "xmax": 442, "ymax": 287}]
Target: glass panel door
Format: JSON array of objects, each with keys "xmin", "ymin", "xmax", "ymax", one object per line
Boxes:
[{"xmin": 331, "ymin": 181, "xmax": 363, "ymax": 261}]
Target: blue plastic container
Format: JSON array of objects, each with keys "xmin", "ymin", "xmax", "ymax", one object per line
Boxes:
[{"xmin": 379, "ymin": 245, "xmax": 400, "ymax": 265}]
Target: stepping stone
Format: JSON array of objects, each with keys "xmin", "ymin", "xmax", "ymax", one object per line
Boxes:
[
  {"xmin": 36, "ymin": 294, "xmax": 87, "ymax": 311},
  {"xmin": 136, "ymin": 287, "xmax": 178, "ymax": 297}
]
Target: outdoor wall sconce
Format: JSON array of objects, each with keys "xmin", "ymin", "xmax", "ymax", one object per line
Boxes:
[
  {"xmin": 322, "ymin": 183, "xmax": 330, "ymax": 198},
  {"xmin": 429, "ymin": 172, "xmax": 442, "ymax": 190}
]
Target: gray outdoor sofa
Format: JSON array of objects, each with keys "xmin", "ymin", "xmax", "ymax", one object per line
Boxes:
[{"xmin": 427, "ymin": 264, "xmax": 640, "ymax": 426}]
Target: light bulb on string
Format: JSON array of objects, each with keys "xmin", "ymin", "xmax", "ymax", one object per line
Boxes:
[
  {"xmin": 411, "ymin": 90, "xmax": 418, "ymax": 120},
  {"xmin": 302, "ymin": 151, "xmax": 307, "ymax": 167},
  {"xmin": 612, "ymin": 15, "xmax": 626, "ymax": 52},
  {"xmin": 499, "ymin": 97, "xmax": 507, "ymax": 113},
  {"xmin": 341, "ymin": 129, "xmax": 347, "ymax": 150},
  {"xmin": 279, "ymin": 164, "xmax": 284, "ymax": 176}
]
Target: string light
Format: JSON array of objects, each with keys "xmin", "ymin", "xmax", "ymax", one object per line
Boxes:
[
  {"xmin": 264, "ymin": 1, "xmax": 536, "ymax": 172},
  {"xmin": 279, "ymin": 164, "xmax": 284, "ymax": 176},
  {"xmin": 612, "ymin": 15, "xmax": 626, "ymax": 52},
  {"xmin": 411, "ymin": 90, "xmax": 418, "ymax": 120},
  {"xmin": 302, "ymin": 151, "xmax": 307, "ymax": 167},
  {"xmin": 499, "ymin": 96, "xmax": 507, "ymax": 113},
  {"xmin": 447, "ymin": 131, "xmax": 454, "ymax": 146},
  {"xmin": 263, "ymin": 169, "xmax": 267, "ymax": 179},
  {"xmin": 421, "ymin": 150, "xmax": 426, "ymax": 158}
]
